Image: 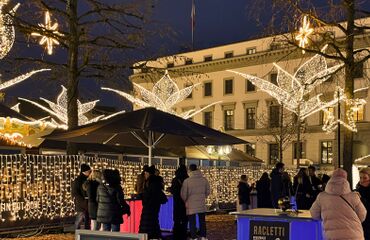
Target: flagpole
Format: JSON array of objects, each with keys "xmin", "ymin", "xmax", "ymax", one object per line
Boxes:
[{"xmin": 191, "ymin": 0, "xmax": 195, "ymax": 50}]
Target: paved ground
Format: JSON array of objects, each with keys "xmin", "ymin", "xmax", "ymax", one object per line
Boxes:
[{"xmin": 0, "ymin": 214, "xmax": 236, "ymax": 240}]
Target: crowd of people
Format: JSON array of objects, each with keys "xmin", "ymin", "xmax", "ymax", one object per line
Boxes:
[
  {"xmin": 236, "ymin": 163, "xmax": 370, "ymax": 240},
  {"xmin": 71, "ymin": 163, "xmax": 210, "ymax": 240},
  {"xmin": 71, "ymin": 162, "xmax": 370, "ymax": 240}
]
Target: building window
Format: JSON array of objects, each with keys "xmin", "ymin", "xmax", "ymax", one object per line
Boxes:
[
  {"xmin": 204, "ymin": 55, "xmax": 212, "ymax": 62},
  {"xmin": 185, "ymin": 58, "xmax": 193, "ymax": 65},
  {"xmin": 269, "ymin": 105, "xmax": 280, "ymax": 128},
  {"xmin": 354, "ymin": 62, "xmax": 364, "ymax": 79},
  {"xmin": 293, "ymin": 142, "xmax": 306, "ymax": 159},
  {"xmin": 246, "ymin": 79, "xmax": 255, "ymax": 92},
  {"xmin": 246, "ymin": 107, "xmax": 256, "ymax": 129},
  {"xmin": 203, "ymin": 111, "xmax": 213, "ymax": 128},
  {"xmin": 269, "ymin": 143, "xmax": 279, "ymax": 165},
  {"xmin": 270, "ymin": 73, "xmax": 278, "ymax": 85},
  {"xmin": 246, "ymin": 47, "xmax": 256, "ymax": 55},
  {"xmin": 224, "ymin": 51, "xmax": 233, "ymax": 58},
  {"xmin": 204, "ymin": 82, "xmax": 212, "ymax": 97},
  {"xmin": 224, "ymin": 79, "xmax": 233, "ymax": 95},
  {"xmin": 224, "ymin": 109, "xmax": 234, "ymax": 130},
  {"xmin": 245, "ymin": 143, "xmax": 256, "ymax": 156},
  {"xmin": 321, "ymin": 141, "xmax": 333, "ymax": 164},
  {"xmin": 321, "ymin": 107, "xmax": 334, "ymax": 125},
  {"xmin": 354, "ymin": 105, "xmax": 364, "ymax": 121},
  {"xmin": 185, "ymin": 83, "xmax": 192, "ymax": 99},
  {"xmin": 167, "ymin": 62, "xmax": 174, "ymax": 68}
]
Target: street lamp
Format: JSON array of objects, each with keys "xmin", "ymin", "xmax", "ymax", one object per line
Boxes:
[{"xmin": 206, "ymin": 145, "xmax": 232, "ymax": 155}]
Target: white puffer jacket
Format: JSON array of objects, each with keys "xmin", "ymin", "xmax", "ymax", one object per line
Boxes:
[
  {"xmin": 181, "ymin": 170, "xmax": 210, "ymax": 215},
  {"xmin": 310, "ymin": 175, "xmax": 367, "ymax": 240}
]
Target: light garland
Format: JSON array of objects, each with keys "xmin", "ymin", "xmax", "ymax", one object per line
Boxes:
[
  {"xmin": 31, "ymin": 11, "xmax": 62, "ymax": 55},
  {"xmin": 0, "ymin": 154, "xmax": 298, "ymax": 222},
  {"xmin": 228, "ymin": 47, "xmax": 343, "ymax": 120},
  {"xmin": 295, "ymin": 15, "xmax": 313, "ymax": 54},
  {"xmin": 18, "ymin": 85, "xmax": 124, "ymax": 129},
  {"xmin": 102, "ymin": 70, "xmax": 221, "ymax": 119}
]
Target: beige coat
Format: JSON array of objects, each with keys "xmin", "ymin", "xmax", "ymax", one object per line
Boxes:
[
  {"xmin": 181, "ymin": 170, "xmax": 210, "ymax": 215},
  {"xmin": 310, "ymin": 176, "xmax": 367, "ymax": 240}
]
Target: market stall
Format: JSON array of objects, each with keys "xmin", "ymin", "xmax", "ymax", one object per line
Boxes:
[{"xmin": 231, "ymin": 208, "xmax": 324, "ymax": 240}]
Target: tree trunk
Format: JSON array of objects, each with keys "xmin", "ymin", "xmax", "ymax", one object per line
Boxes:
[
  {"xmin": 296, "ymin": 106, "xmax": 301, "ymax": 169},
  {"xmin": 66, "ymin": 0, "xmax": 79, "ymax": 155},
  {"xmin": 342, "ymin": 0, "xmax": 355, "ymax": 187}
]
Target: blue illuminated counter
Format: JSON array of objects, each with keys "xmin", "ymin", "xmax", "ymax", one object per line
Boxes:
[{"xmin": 231, "ymin": 208, "xmax": 324, "ymax": 240}]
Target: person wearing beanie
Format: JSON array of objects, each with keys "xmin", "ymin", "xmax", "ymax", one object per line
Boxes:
[
  {"xmin": 72, "ymin": 163, "xmax": 92, "ymax": 230},
  {"xmin": 356, "ymin": 167, "xmax": 370, "ymax": 240},
  {"xmin": 310, "ymin": 168, "xmax": 367, "ymax": 240}
]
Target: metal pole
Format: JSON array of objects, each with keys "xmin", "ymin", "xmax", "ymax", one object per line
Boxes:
[
  {"xmin": 148, "ymin": 131, "xmax": 152, "ymax": 166},
  {"xmin": 337, "ymin": 89, "xmax": 341, "ymax": 167}
]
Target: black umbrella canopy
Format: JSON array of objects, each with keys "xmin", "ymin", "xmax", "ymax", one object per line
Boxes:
[{"xmin": 46, "ymin": 107, "xmax": 246, "ymax": 148}]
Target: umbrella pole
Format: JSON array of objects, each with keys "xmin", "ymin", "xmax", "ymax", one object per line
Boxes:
[{"xmin": 148, "ymin": 131, "xmax": 152, "ymax": 166}]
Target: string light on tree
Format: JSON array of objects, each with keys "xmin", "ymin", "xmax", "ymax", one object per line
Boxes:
[
  {"xmin": 31, "ymin": 11, "xmax": 63, "ymax": 55},
  {"xmin": 228, "ymin": 46, "xmax": 343, "ymax": 120},
  {"xmin": 295, "ymin": 15, "xmax": 313, "ymax": 54},
  {"xmin": 0, "ymin": 0, "xmax": 19, "ymax": 59},
  {"xmin": 102, "ymin": 70, "xmax": 221, "ymax": 119},
  {"xmin": 322, "ymin": 88, "xmax": 366, "ymax": 133},
  {"xmin": 19, "ymin": 85, "xmax": 124, "ymax": 129}
]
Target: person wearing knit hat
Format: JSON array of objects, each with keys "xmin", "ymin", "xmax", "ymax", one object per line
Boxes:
[
  {"xmin": 310, "ymin": 168, "xmax": 367, "ymax": 240},
  {"xmin": 356, "ymin": 167, "xmax": 370, "ymax": 240},
  {"xmin": 72, "ymin": 163, "xmax": 92, "ymax": 230}
]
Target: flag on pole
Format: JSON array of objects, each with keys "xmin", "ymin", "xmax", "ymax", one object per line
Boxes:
[{"xmin": 191, "ymin": 0, "xmax": 195, "ymax": 49}]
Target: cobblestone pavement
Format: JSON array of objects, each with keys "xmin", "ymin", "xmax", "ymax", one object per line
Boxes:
[{"xmin": 0, "ymin": 214, "xmax": 236, "ymax": 240}]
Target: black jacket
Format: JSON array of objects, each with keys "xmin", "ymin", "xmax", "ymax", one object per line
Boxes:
[
  {"xmin": 256, "ymin": 178, "xmax": 272, "ymax": 208},
  {"xmin": 238, "ymin": 181, "xmax": 251, "ymax": 205},
  {"xmin": 86, "ymin": 180, "xmax": 100, "ymax": 219},
  {"xmin": 72, "ymin": 173, "xmax": 88, "ymax": 212},
  {"xmin": 357, "ymin": 185, "xmax": 370, "ymax": 240},
  {"xmin": 270, "ymin": 169, "xmax": 284, "ymax": 203},
  {"xmin": 170, "ymin": 175, "xmax": 188, "ymax": 221},
  {"xmin": 96, "ymin": 183, "xmax": 126, "ymax": 224}
]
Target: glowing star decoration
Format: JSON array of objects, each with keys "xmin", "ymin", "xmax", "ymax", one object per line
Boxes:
[
  {"xmin": 18, "ymin": 85, "xmax": 124, "ymax": 129},
  {"xmin": 0, "ymin": 0, "xmax": 19, "ymax": 59},
  {"xmin": 102, "ymin": 70, "xmax": 221, "ymax": 119},
  {"xmin": 228, "ymin": 46, "xmax": 343, "ymax": 121},
  {"xmin": 295, "ymin": 15, "xmax": 313, "ymax": 53},
  {"xmin": 31, "ymin": 11, "xmax": 62, "ymax": 55},
  {"xmin": 322, "ymin": 88, "xmax": 367, "ymax": 133}
]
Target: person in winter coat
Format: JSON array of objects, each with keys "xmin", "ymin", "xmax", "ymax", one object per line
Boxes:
[
  {"xmin": 169, "ymin": 164, "xmax": 189, "ymax": 240},
  {"xmin": 308, "ymin": 165, "xmax": 323, "ymax": 206},
  {"xmin": 310, "ymin": 168, "xmax": 367, "ymax": 240},
  {"xmin": 72, "ymin": 163, "xmax": 91, "ymax": 230},
  {"xmin": 97, "ymin": 169, "xmax": 130, "ymax": 232},
  {"xmin": 256, "ymin": 172, "xmax": 272, "ymax": 208},
  {"xmin": 356, "ymin": 167, "xmax": 370, "ymax": 240},
  {"xmin": 84, "ymin": 170, "xmax": 102, "ymax": 230},
  {"xmin": 237, "ymin": 175, "xmax": 251, "ymax": 211},
  {"xmin": 135, "ymin": 165, "xmax": 148, "ymax": 198},
  {"xmin": 293, "ymin": 168, "xmax": 313, "ymax": 210},
  {"xmin": 181, "ymin": 164, "xmax": 210, "ymax": 240},
  {"xmin": 139, "ymin": 165, "xmax": 167, "ymax": 239},
  {"xmin": 270, "ymin": 162, "xmax": 285, "ymax": 208}
]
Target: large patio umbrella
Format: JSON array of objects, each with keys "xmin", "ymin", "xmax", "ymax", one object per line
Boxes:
[{"xmin": 46, "ymin": 107, "xmax": 247, "ymax": 165}]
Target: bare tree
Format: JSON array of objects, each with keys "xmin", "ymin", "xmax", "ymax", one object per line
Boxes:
[
  {"xmin": 5, "ymin": 0, "xmax": 161, "ymax": 153},
  {"xmin": 257, "ymin": 104, "xmax": 304, "ymax": 163},
  {"xmin": 248, "ymin": 0, "xmax": 370, "ymax": 184}
]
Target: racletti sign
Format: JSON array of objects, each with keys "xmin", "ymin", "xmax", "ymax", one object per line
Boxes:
[{"xmin": 249, "ymin": 220, "xmax": 289, "ymax": 240}]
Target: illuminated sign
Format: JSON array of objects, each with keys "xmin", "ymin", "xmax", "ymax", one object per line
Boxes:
[{"xmin": 250, "ymin": 220, "xmax": 289, "ymax": 240}]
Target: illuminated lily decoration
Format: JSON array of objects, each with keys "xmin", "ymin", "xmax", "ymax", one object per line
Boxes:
[
  {"xmin": 103, "ymin": 70, "xmax": 221, "ymax": 119},
  {"xmin": 228, "ymin": 46, "xmax": 343, "ymax": 120},
  {"xmin": 19, "ymin": 85, "xmax": 124, "ymax": 129}
]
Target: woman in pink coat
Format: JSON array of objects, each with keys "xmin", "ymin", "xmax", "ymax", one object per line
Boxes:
[{"xmin": 310, "ymin": 168, "xmax": 367, "ymax": 240}]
